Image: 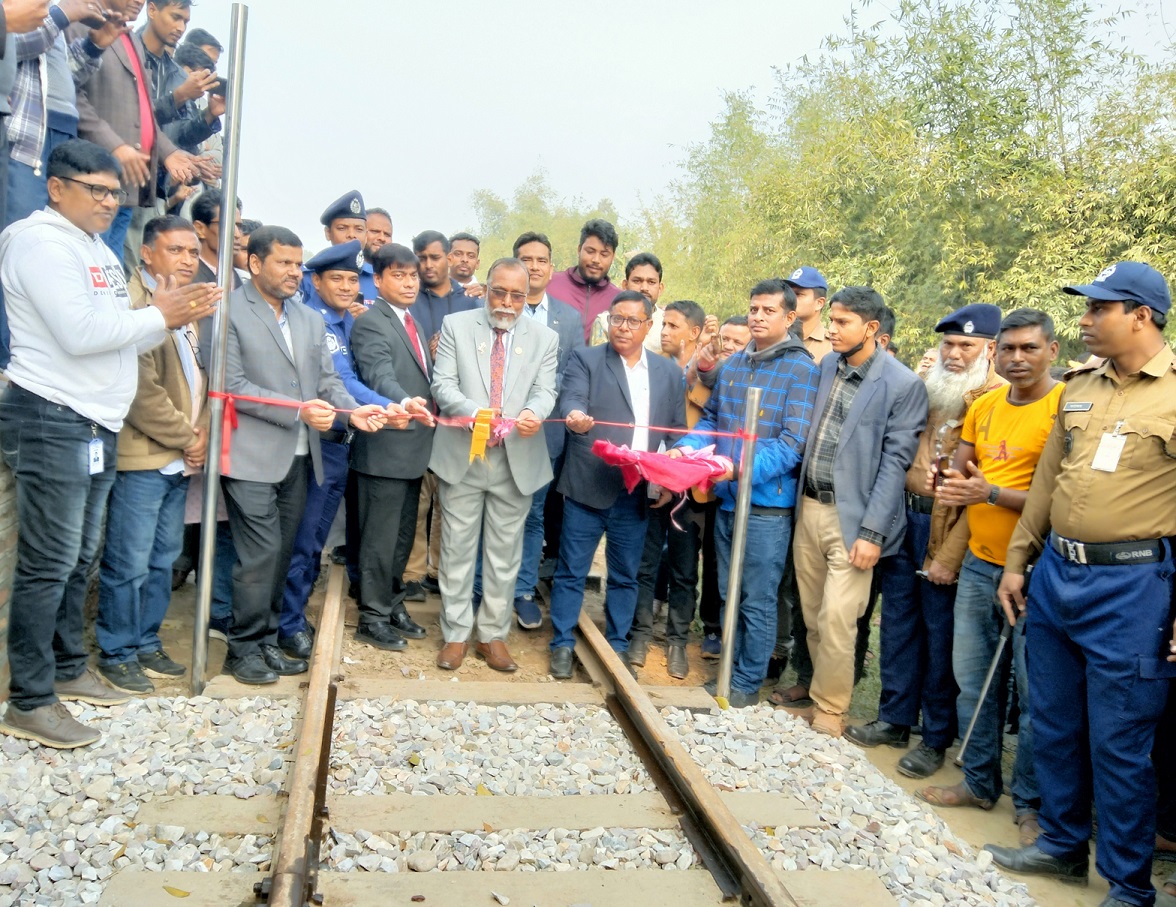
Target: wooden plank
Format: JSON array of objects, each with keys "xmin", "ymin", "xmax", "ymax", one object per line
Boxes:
[
  {"xmin": 135, "ymin": 790, "xmax": 819, "ymax": 837},
  {"xmin": 100, "ymin": 866, "xmax": 895, "ymax": 907}
]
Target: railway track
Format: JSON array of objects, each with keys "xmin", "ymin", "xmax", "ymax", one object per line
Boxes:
[{"xmin": 97, "ymin": 567, "xmax": 897, "ymax": 907}]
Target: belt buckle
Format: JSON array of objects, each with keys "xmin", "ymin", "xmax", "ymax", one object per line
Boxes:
[{"xmin": 1063, "ymin": 538, "xmax": 1088, "ymax": 564}]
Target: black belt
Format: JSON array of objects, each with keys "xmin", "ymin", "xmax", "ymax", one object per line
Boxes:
[
  {"xmin": 321, "ymin": 429, "xmax": 351, "ymax": 445},
  {"xmin": 750, "ymin": 505, "xmax": 793, "ymax": 517},
  {"xmin": 1049, "ymin": 533, "xmax": 1164, "ymax": 566},
  {"xmin": 905, "ymin": 492, "xmax": 935, "ymax": 515},
  {"xmin": 804, "ymin": 488, "xmax": 835, "ymax": 505}
]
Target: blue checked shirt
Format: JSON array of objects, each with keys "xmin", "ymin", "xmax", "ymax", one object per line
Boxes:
[{"xmin": 678, "ymin": 337, "xmax": 819, "ymax": 511}]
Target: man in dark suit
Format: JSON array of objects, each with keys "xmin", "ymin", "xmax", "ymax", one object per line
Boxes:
[
  {"xmin": 792, "ymin": 286, "xmax": 928, "ymax": 737},
  {"xmin": 509, "ymin": 231, "xmax": 585, "ymax": 627},
  {"xmin": 350, "ymin": 243, "xmax": 436, "ymax": 652},
  {"xmin": 219, "ymin": 226, "xmax": 388, "ymax": 685},
  {"xmin": 191, "ymin": 189, "xmax": 242, "ymax": 288},
  {"xmin": 547, "ymin": 291, "xmax": 687, "ymax": 679}
]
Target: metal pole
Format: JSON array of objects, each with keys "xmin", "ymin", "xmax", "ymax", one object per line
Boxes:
[
  {"xmin": 955, "ymin": 620, "xmax": 1013, "ymax": 765},
  {"xmin": 716, "ymin": 387, "xmax": 761, "ymax": 703},
  {"xmin": 191, "ymin": 3, "xmax": 248, "ymax": 696}
]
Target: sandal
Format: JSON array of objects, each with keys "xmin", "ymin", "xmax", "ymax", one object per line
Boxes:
[
  {"xmin": 768, "ymin": 684, "xmax": 812, "ymax": 707},
  {"xmin": 915, "ymin": 781, "xmax": 994, "ymax": 810}
]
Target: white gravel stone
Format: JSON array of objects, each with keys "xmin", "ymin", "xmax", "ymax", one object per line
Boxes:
[{"xmin": 664, "ymin": 705, "xmax": 1039, "ymax": 907}]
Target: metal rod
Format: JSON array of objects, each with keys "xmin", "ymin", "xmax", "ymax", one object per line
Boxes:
[
  {"xmin": 577, "ymin": 612, "xmax": 797, "ymax": 907},
  {"xmin": 716, "ymin": 386, "xmax": 762, "ymax": 703},
  {"xmin": 955, "ymin": 620, "xmax": 1013, "ymax": 766},
  {"xmin": 268, "ymin": 566, "xmax": 346, "ymax": 905},
  {"xmin": 191, "ymin": 2, "xmax": 248, "ymax": 696}
]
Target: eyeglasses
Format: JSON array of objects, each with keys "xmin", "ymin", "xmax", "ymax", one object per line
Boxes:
[
  {"xmin": 61, "ymin": 176, "xmax": 128, "ymax": 204},
  {"xmin": 608, "ymin": 315, "xmax": 650, "ymax": 329},
  {"xmin": 488, "ymin": 286, "xmax": 527, "ymax": 305}
]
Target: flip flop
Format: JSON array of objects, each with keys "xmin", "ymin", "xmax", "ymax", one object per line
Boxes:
[{"xmin": 768, "ymin": 685, "xmax": 813, "ymax": 707}]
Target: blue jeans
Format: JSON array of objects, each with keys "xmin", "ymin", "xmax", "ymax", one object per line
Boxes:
[
  {"xmin": 6, "ymin": 127, "xmax": 73, "ymax": 227},
  {"xmin": 952, "ymin": 551, "xmax": 1038, "ymax": 812},
  {"xmin": 0, "ymin": 384, "xmax": 117, "ymax": 709},
  {"xmin": 280, "ymin": 439, "xmax": 348, "ymax": 636},
  {"xmin": 97, "ymin": 470, "xmax": 188, "ymax": 664},
  {"xmin": 101, "ymin": 205, "xmax": 133, "ymax": 265},
  {"xmin": 549, "ymin": 491, "xmax": 648, "ymax": 652},
  {"xmin": 1028, "ymin": 541, "xmax": 1172, "ymax": 905},
  {"xmin": 715, "ymin": 509, "xmax": 792, "ymax": 695}
]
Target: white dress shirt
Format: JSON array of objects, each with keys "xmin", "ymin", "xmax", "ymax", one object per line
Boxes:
[{"xmin": 622, "ymin": 349, "xmax": 651, "ymax": 451}]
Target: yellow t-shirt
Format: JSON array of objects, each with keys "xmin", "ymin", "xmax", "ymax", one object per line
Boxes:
[{"xmin": 961, "ymin": 382, "xmax": 1064, "ymax": 565}]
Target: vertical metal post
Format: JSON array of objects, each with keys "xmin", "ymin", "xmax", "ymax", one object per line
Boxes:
[
  {"xmin": 716, "ymin": 387, "xmax": 761, "ymax": 702},
  {"xmin": 191, "ymin": 3, "xmax": 248, "ymax": 696}
]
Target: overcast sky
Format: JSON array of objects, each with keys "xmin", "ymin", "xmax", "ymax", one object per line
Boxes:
[{"xmin": 172, "ymin": 0, "xmax": 1172, "ymax": 255}]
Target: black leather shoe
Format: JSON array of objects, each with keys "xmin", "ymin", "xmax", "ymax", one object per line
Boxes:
[
  {"xmin": 628, "ymin": 635, "xmax": 650, "ymax": 667},
  {"xmin": 765, "ymin": 654, "xmax": 788, "ymax": 684},
  {"xmin": 356, "ymin": 622, "xmax": 408, "ymax": 651},
  {"xmin": 225, "ymin": 654, "xmax": 278, "ymax": 685},
  {"xmin": 844, "ymin": 719, "xmax": 911, "ymax": 749},
  {"xmin": 1097, "ymin": 898, "xmax": 1135, "ymax": 907},
  {"xmin": 403, "ymin": 581, "xmax": 426, "ymax": 602},
  {"xmin": 278, "ymin": 630, "xmax": 313, "ymax": 660},
  {"xmin": 667, "ymin": 645, "xmax": 689, "ymax": 679},
  {"xmin": 421, "ymin": 575, "xmax": 441, "ymax": 595},
  {"xmin": 897, "ymin": 743, "xmax": 946, "ymax": 779},
  {"xmin": 260, "ymin": 645, "xmax": 308, "ymax": 676},
  {"xmin": 983, "ymin": 843, "xmax": 1088, "ymax": 884},
  {"xmin": 389, "ymin": 607, "xmax": 427, "ymax": 639},
  {"xmin": 550, "ymin": 646, "xmax": 574, "ymax": 679}
]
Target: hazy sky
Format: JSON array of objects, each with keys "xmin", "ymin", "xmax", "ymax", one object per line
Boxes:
[{"xmin": 171, "ymin": 0, "xmax": 1172, "ymax": 255}]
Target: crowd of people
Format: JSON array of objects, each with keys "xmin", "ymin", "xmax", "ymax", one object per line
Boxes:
[{"xmin": 0, "ymin": 3, "xmax": 1172, "ymax": 907}]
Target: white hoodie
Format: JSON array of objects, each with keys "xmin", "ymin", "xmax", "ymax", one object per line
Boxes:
[{"xmin": 0, "ymin": 208, "xmax": 167, "ymax": 431}]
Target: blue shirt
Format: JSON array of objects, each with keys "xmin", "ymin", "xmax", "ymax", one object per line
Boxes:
[
  {"xmin": 297, "ymin": 264, "xmax": 377, "ymax": 310},
  {"xmin": 409, "ymin": 279, "xmax": 479, "ymax": 341},
  {"xmin": 299, "ymin": 295, "xmax": 390, "ymax": 409}
]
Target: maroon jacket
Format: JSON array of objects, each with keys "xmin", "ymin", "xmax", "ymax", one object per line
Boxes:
[{"xmin": 547, "ymin": 267, "xmax": 619, "ymax": 342}]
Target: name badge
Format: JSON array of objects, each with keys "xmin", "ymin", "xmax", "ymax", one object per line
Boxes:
[
  {"xmin": 88, "ymin": 438, "xmax": 104, "ymax": 475},
  {"xmin": 1091, "ymin": 424, "xmax": 1126, "ymax": 472},
  {"xmin": 1063, "ymin": 401, "xmax": 1094, "ymax": 412}
]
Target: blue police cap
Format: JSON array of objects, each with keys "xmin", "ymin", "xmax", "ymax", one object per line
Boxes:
[
  {"xmin": 783, "ymin": 266, "xmax": 828, "ymax": 292},
  {"xmin": 1062, "ymin": 261, "xmax": 1171, "ymax": 315},
  {"xmin": 320, "ymin": 190, "xmax": 366, "ymax": 226},
  {"xmin": 935, "ymin": 303, "xmax": 1002, "ymax": 339},
  {"xmin": 305, "ymin": 240, "xmax": 364, "ymax": 275}
]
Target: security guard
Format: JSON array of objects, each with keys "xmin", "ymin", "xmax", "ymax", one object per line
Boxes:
[
  {"xmin": 987, "ymin": 262, "xmax": 1176, "ymax": 907},
  {"xmin": 297, "ymin": 190, "xmax": 379, "ymax": 306},
  {"xmin": 278, "ymin": 241, "xmax": 404, "ymax": 656}
]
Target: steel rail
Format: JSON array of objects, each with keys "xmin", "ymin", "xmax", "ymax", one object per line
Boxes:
[{"xmin": 576, "ymin": 613, "xmax": 798, "ymax": 907}]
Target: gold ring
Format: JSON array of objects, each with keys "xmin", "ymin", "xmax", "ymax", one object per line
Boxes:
[{"xmin": 190, "ymin": 301, "xmax": 197, "ymax": 309}]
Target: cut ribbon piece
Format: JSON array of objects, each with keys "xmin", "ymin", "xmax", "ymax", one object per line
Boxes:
[
  {"xmin": 469, "ymin": 408, "xmax": 494, "ymax": 462},
  {"xmin": 590, "ymin": 440, "xmax": 733, "ymax": 495}
]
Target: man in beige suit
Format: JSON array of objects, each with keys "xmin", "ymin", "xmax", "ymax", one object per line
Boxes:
[
  {"xmin": 96, "ymin": 214, "xmax": 212, "ymax": 694},
  {"xmin": 430, "ymin": 258, "xmax": 559, "ymax": 672}
]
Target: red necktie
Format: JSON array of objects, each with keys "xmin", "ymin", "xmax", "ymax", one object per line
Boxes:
[
  {"xmin": 490, "ymin": 328, "xmax": 506, "ymax": 410},
  {"xmin": 403, "ymin": 312, "xmax": 426, "ymax": 370}
]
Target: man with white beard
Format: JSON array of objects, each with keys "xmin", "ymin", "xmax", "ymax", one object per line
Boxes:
[{"xmin": 845, "ymin": 304, "xmax": 1003, "ymax": 779}]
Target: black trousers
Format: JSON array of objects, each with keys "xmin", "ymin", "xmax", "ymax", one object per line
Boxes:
[
  {"xmin": 356, "ymin": 472, "xmax": 422, "ymax": 624},
  {"xmin": 631, "ymin": 498, "xmax": 702, "ymax": 647},
  {"xmin": 697, "ymin": 500, "xmax": 722, "ymax": 634},
  {"xmin": 222, "ymin": 457, "xmax": 308, "ymax": 660}
]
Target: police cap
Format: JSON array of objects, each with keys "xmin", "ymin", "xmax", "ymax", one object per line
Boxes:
[
  {"xmin": 935, "ymin": 303, "xmax": 1002, "ymax": 339},
  {"xmin": 305, "ymin": 240, "xmax": 364, "ymax": 275},
  {"xmin": 320, "ymin": 190, "xmax": 366, "ymax": 226},
  {"xmin": 1062, "ymin": 261, "xmax": 1172, "ymax": 315}
]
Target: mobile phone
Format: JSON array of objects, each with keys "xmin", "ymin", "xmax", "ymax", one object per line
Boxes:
[
  {"xmin": 209, "ymin": 79, "xmax": 227, "ymax": 97},
  {"xmin": 935, "ymin": 454, "xmax": 951, "ymax": 487}
]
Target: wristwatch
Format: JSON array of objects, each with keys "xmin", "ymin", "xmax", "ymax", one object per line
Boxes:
[{"xmin": 986, "ymin": 485, "xmax": 1001, "ymax": 505}]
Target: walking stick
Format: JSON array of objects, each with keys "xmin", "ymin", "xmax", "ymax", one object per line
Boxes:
[{"xmin": 955, "ymin": 620, "xmax": 1014, "ymax": 766}]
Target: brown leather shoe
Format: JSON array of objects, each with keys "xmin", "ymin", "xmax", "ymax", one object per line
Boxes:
[
  {"xmin": 436, "ymin": 641, "xmax": 468, "ymax": 670},
  {"xmin": 1017, "ymin": 811, "xmax": 1042, "ymax": 846},
  {"xmin": 476, "ymin": 639, "xmax": 518, "ymax": 673}
]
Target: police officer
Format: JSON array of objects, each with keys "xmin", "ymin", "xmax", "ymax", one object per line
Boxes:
[
  {"xmin": 277, "ymin": 241, "xmax": 405, "ymax": 657},
  {"xmin": 298, "ymin": 190, "xmax": 378, "ymax": 306},
  {"xmin": 987, "ymin": 262, "xmax": 1176, "ymax": 907}
]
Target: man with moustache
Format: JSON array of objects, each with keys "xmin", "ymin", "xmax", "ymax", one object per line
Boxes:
[
  {"xmin": 548, "ymin": 291, "xmax": 685, "ymax": 680},
  {"xmin": 350, "ymin": 243, "xmax": 435, "ymax": 653},
  {"xmin": 448, "ymin": 232, "xmax": 483, "ymax": 298},
  {"xmin": 588, "ymin": 252, "xmax": 666, "ymax": 351},
  {"xmin": 508, "ymin": 230, "xmax": 584, "ymax": 628},
  {"xmin": 846, "ymin": 303, "xmax": 1003, "ymax": 778},
  {"xmin": 298, "ymin": 191, "xmax": 377, "ymax": 307},
  {"xmin": 0, "ymin": 140, "xmax": 218, "ymax": 748},
  {"xmin": 548, "ymin": 218, "xmax": 620, "ymax": 342},
  {"xmin": 985, "ymin": 263, "xmax": 1176, "ymax": 907},
  {"xmin": 429, "ymin": 258, "xmax": 558, "ymax": 673},
  {"xmin": 674, "ymin": 279, "xmax": 820, "ymax": 707},
  {"xmin": 364, "ymin": 207, "xmax": 392, "ymax": 260},
  {"xmin": 402, "ymin": 228, "xmax": 478, "ymax": 600},
  {"xmin": 95, "ymin": 214, "xmax": 212, "ymax": 695},
  {"xmin": 784, "ymin": 266, "xmax": 833, "ymax": 361},
  {"xmin": 917, "ymin": 309, "xmax": 1061, "ymax": 848},
  {"xmin": 218, "ymin": 226, "xmax": 388, "ymax": 685},
  {"xmin": 278, "ymin": 240, "xmax": 404, "ymax": 659}
]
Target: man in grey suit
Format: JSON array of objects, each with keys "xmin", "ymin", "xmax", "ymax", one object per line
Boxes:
[
  {"xmin": 509, "ymin": 231, "xmax": 584, "ymax": 627},
  {"xmin": 792, "ymin": 286, "xmax": 928, "ymax": 738},
  {"xmin": 220, "ymin": 226, "xmax": 388, "ymax": 685},
  {"xmin": 430, "ymin": 257, "xmax": 559, "ymax": 673},
  {"xmin": 350, "ymin": 243, "xmax": 436, "ymax": 652}
]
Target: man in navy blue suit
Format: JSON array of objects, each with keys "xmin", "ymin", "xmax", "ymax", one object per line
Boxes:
[{"xmin": 546, "ymin": 291, "xmax": 686, "ymax": 679}]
